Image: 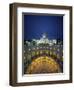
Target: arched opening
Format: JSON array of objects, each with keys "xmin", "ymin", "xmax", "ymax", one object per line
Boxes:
[{"xmin": 25, "ymin": 56, "xmax": 62, "ymax": 74}]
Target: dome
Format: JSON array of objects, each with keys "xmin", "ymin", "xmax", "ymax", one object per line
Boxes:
[{"xmin": 37, "ymin": 33, "xmax": 50, "ymax": 45}]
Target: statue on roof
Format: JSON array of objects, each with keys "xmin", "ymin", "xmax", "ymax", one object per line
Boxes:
[{"xmin": 42, "ymin": 33, "xmax": 47, "ymax": 39}]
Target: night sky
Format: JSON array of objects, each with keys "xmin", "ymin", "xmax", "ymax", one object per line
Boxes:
[{"xmin": 24, "ymin": 14, "xmax": 63, "ymax": 40}]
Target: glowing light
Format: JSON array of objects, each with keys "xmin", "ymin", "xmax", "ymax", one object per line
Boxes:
[{"xmin": 26, "ymin": 56, "xmax": 61, "ymax": 74}]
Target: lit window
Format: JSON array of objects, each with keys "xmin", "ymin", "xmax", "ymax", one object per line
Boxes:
[
  {"xmin": 32, "ymin": 52, "xmax": 35, "ymax": 56},
  {"xmin": 40, "ymin": 51, "xmax": 43, "ymax": 54},
  {"xmin": 29, "ymin": 48, "xmax": 31, "ymax": 51},
  {"xmin": 27, "ymin": 55, "xmax": 31, "ymax": 60},
  {"xmin": 36, "ymin": 51, "xmax": 39, "ymax": 55}
]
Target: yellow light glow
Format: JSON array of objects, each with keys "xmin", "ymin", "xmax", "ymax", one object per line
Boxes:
[{"xmin": 26, "ymin": 56, "xmax": 61, "ymax": 74}]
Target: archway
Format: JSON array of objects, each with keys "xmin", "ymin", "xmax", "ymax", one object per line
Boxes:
[{"xmin": 26, "ymin": 56, "xmax": 61, "ymax": 74}]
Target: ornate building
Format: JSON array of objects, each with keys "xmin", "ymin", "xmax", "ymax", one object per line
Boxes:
[
  {"xmin": 24, "ymin": 33, "xmax": 63, "ymax": 74},
  {"xmin": 36, "ymin": 33, "xmax": 57, "ymax": 46}
]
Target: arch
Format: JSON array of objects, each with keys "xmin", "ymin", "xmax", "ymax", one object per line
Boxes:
[{"xmin": 25, "ymin": 56, "xmax": 62, "ymax": 74}]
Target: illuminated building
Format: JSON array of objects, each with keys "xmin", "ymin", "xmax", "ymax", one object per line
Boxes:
[{"xmin": 24, "ymin": 33, "xmax": 63, "ymax": 74}]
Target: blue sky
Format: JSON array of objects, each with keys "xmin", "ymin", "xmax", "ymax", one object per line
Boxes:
[{"xmin": 24, "ymin": 14, "xmax": 63, "ymax": 40}]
